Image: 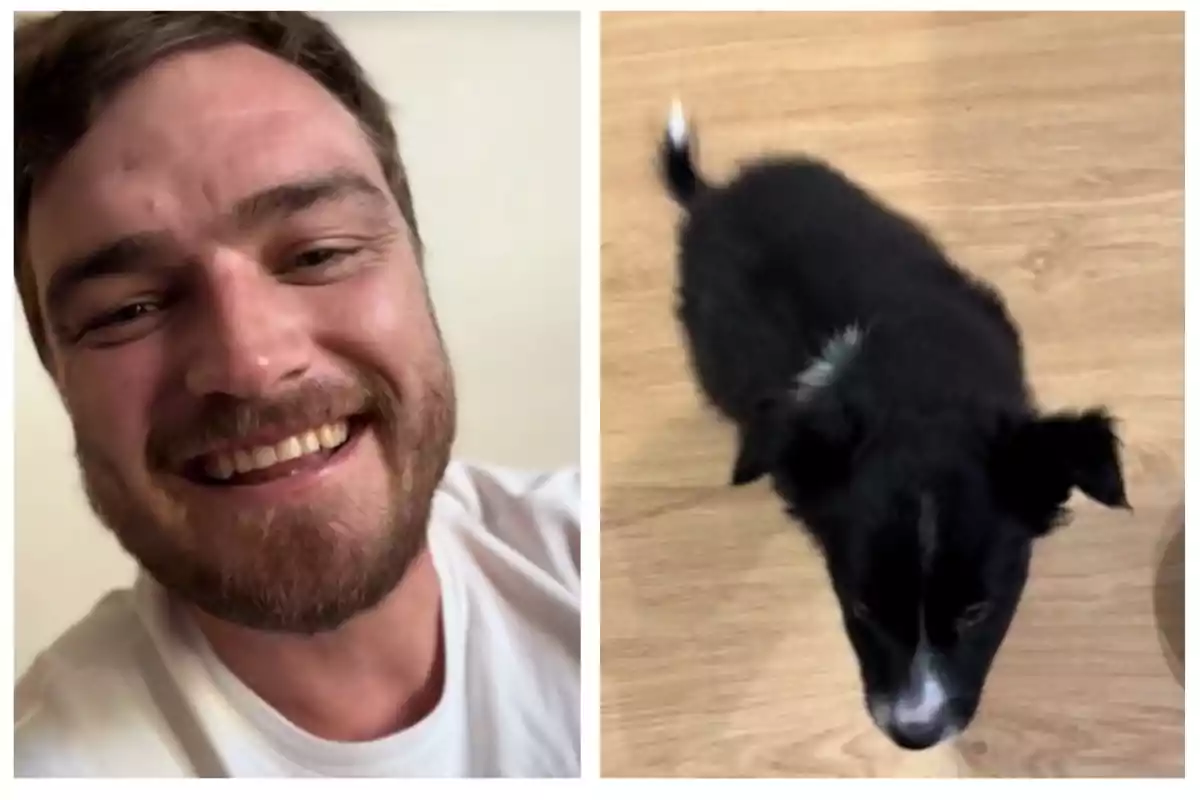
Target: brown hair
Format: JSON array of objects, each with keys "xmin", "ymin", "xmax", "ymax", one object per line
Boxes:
[{"xmin": 14, "ymin": 11, "xmax": 422, "ymax": 369}]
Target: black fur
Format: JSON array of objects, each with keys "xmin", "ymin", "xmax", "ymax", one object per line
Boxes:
[{"xmin": 659, "ymin": 107, "xmax": 1130, "ymax": 750}]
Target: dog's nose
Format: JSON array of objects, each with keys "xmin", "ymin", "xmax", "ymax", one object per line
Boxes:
[
  {"xmin": 888, "ymin": 715, "xmax": 953, "ymax": 750},
  {"xmin": 877, "ymin": 672, "xmax": 955, "ymax": 750}
]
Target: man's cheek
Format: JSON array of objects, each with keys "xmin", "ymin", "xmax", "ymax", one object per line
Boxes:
[
  {"xmin": 317, "ymin": 276, "xmax": 439, "ymax": 371},
  {"xmin": 63, "ymin": 379, "xmax": 149, "ymax": 469}
]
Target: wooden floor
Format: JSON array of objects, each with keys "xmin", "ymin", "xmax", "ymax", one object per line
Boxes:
[{"xmin": 599, "ymin": 12, "xmax": 1184, "ymax": 777}]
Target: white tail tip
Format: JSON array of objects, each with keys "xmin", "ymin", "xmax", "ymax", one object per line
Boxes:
[{"xmin": 667, "ymin": 96, "xmax": 688, "ymax": 147}]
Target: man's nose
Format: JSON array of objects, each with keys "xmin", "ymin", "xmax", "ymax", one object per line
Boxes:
[{"xmin": 183, "ymin": 253, "xmax": 313, "ymax": 398}]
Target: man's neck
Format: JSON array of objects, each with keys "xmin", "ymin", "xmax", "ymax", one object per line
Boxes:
[{"xmin": 186, "ymin": 549, "xmax": 445, "ymax": 743}]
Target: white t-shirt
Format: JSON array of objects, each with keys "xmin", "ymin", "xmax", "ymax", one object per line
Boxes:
[{"xmin": 14, "ymin": 460, "xmax": 581, "ymax": 778}]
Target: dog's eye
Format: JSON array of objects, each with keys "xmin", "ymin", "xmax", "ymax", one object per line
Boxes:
[
  {"xmin": 957, "ymin": 601, "xmax": 992, "ymax": 631},
  {"xmin": 851, "ymin": 601, "xmax": 872, "ymax": 622}
]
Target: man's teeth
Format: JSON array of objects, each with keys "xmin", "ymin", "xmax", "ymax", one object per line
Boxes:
[{"xmin": 204, "ymin": 421, "xmax": 350, "ymax": 481}]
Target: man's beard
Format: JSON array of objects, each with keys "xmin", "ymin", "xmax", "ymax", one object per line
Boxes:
[{"xmin": 72, "ymin": 362, "xmax": 456, "ymax": 635}]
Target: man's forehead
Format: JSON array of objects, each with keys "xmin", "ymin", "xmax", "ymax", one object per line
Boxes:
[
  {"xmin": 26, "ymin": 43, "xmax": 387, "ymax": 282},
  {"xmin": 102, "ymin": 42, "xmax": 354, "ymax": 119},
  {"xmin": 58, "ymin": 42, "xmax": 369, "ymax": 173}
]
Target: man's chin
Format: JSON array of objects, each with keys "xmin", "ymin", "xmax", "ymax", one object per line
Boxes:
[
  {"xmin": 82, "ymin": 475, "xmax": 430, "ymax": 635},
  {"xmin": 127, "ymin": 513, "xmax": 426, "ymax": 634},
  {"xmin": 74, "ymin": 397, "xmax": 455, "ymax": 634},
  {"xmin": 185, "ymin": 550, "xmax": 419, "ymax": 635}
]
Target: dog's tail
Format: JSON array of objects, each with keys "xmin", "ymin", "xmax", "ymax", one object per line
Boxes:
[{"xmin": 660, "ymin": 97, "xmax": 708, "ymax": 207}]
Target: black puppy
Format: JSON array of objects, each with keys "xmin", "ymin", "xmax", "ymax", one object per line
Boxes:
[{"xmin": 659, "ymin": 100, "xmax": 1130, "ymax": 751}]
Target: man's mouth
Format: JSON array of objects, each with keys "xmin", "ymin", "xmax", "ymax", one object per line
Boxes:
[{"xmin": 182, "ymin": 415, "xmax": 369, "ymax": 486}]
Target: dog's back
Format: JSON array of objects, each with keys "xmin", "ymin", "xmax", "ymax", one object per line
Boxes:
[{"xmin": 660, "ymin": 104, "xmax": 1030, "ymax": 429}]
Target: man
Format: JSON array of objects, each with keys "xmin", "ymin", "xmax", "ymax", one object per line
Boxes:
[{"xmin": 13, "ymin": 11, "xmax": 581, "ymax": 778}]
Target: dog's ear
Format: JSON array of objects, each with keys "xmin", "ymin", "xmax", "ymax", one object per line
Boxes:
[
  {"xmin": 731, "ymin": 394, "xmax": 790, "ymax": 485},
  {"xmin": 731, "ymin": 391, "xmax": 859, "ymax": 487},
  {"xmin": 992, "ymin": 407, "xmax": 1130, "ymax": 534}
]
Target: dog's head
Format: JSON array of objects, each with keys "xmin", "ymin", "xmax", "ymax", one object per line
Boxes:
[{"xmin": 733, "ymin": 391, "xmax": 1129, "ymax": 750}]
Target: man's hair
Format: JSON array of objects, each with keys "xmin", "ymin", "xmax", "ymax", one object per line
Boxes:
[{"xmin": 14, "ymin": 11, "xmax": 422, "ymax": 369}]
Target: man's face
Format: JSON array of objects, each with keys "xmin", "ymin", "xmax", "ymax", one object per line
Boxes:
[{"xmin": 25, "ymin": 43, "xmax": 456, "ymax": 633}]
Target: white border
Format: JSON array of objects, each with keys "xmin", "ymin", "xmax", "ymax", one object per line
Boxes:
[
  {"xmin": 579, "ymin": 3, "xmax": 602, "ymax": 783},
  {"xmin": 7, "ymin": 0, "xmax": 1195, "ymax": 791},
  {"xmin": 4, "ymin": 8, "xmax": 15, "ymax": 793}
]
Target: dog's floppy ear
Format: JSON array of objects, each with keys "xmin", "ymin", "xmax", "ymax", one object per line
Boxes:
[
  {"xmin": 731, "ymin": 395, "xmax": 793, "ymax": 485},
  {"xmin": 992, "ymin": 407, "xmax": 1130, "ymax": 534},
  {"xmin": 731, "ymin": 390, "xmax": 859, "ymax": 487}
]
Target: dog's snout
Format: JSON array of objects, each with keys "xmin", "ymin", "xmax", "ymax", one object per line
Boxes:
[
  {"xmin": 870, "ymin": 666, "xmax": 957, "ymax": 750},
  {"xmin": 889, "ymin": 714, "xmax": 954, "ymax": 751},
  {"xmin": 893, "ymin": 673, "xmax": 947, "ymax": 725}
]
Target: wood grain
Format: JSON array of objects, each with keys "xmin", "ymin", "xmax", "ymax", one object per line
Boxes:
[{"xmin": 599, "ymin": 11, "xmax": 1183, "ymax": 777}]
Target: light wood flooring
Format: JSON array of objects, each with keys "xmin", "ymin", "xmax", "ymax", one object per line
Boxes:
[{"xmin": 599, "ymin": 11, "xmax": 1184, "ymax": 777}]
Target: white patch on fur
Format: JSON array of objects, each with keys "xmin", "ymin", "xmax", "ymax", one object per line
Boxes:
[
  {"xmin": 890, "ymin": 646, "xmax": 949, "ymax": 729},
  {"xmin": 893, "ymin": 672, "xmax": 948, "ymax": 728},
  {"xmin": 667, "ymin": 96, "xmax": 688, "ymax": 147},
  {"xmin": 791, "ymin": 323, "xmax": 864, "ymax": 402}
]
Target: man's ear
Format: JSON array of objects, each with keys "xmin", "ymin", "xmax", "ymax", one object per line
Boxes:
[
  {"xmin": 730, "ymin": 391, "xmax": 859, "ymax": 487},
  {"xmin": 992, "ymin": 407, "xmax": 1131, "ymax": 534}
]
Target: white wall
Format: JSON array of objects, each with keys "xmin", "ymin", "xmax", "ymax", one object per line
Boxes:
[{"xmin": 13, "ymin": 12, "xmax": 581, "ymax": 676}]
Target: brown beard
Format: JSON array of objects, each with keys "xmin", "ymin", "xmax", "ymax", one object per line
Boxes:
[{"xmin": 73, "ymin": 358, "xmax": 457, "ymax": 635}]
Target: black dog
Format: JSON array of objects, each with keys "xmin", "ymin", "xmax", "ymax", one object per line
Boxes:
[{"xmin": 659, "ymin": 100, "xmax": 1130, "ymax": 751}]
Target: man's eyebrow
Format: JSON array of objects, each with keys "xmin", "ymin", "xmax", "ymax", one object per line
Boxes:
[
  {"xmin": 230, "ymin": 170, "xmax": 390, "ymax": 229},
  {"xmin": 43, "ymin": 232, "xmax": 169, "ymax": 324},
  {"xmin": 40, "ymin": 171, "xmax": 391, "ymax": 326}
]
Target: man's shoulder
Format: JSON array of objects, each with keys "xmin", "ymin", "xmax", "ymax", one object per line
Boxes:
[
  {"xmin": 14, "ymin": 586, "xmax": 187, "ymax": 777},
  {"xmin": 436, "ymin": 460, "xmax": 581, "ymax": 600},
  {"xmin": 16, "ymin": 586, "xmax": 144, "ymax": 716},
  {"xmin": 434, "ymin": 460, "xmax": 581, "ymax": 753},
  {"xmin": 442, "ymin": 459, "xmax": 580, "ymax": 508}
]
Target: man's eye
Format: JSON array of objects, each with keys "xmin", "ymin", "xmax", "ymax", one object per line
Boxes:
[
  {"xmin": 89, "ymin": 300, "xmax": 162, "ymax": 331},
  {"xmin": 289, "ymin": 247, "xmax": 359, "ymax": 270}
]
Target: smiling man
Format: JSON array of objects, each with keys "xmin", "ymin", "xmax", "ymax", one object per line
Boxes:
[{"xmin": 14, "ymin": 11, "xmax": 580, "ymax": 778}]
